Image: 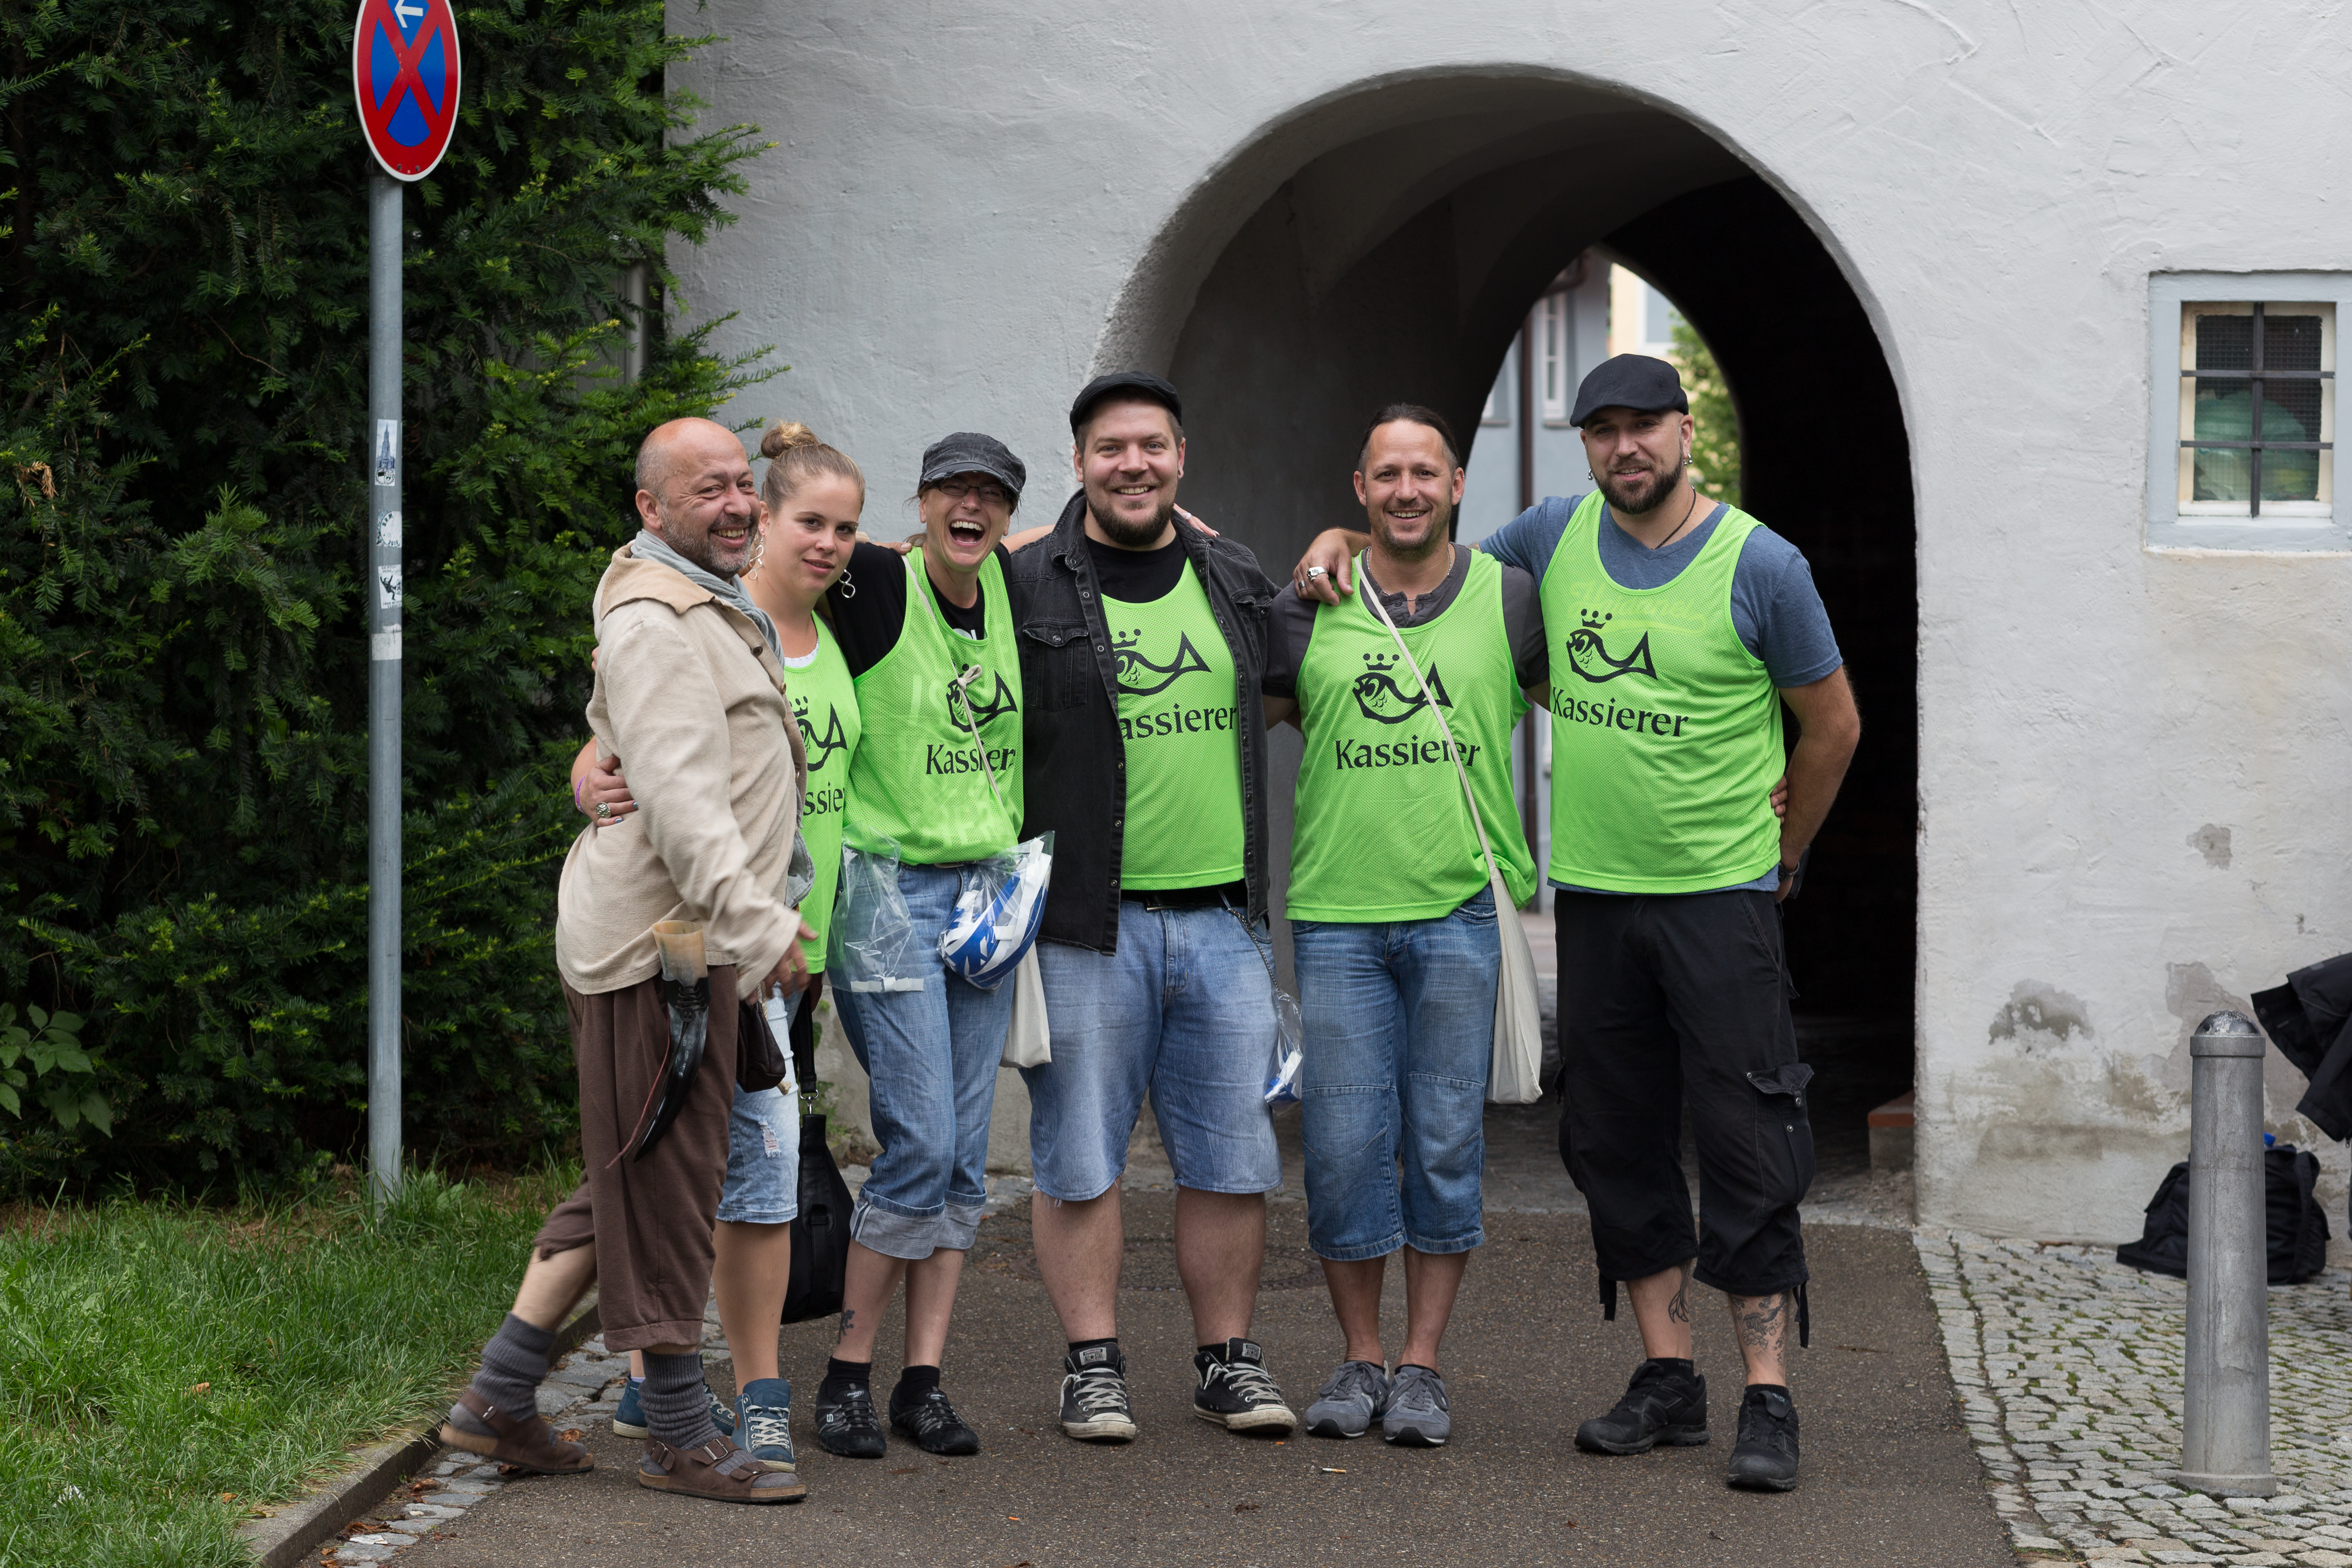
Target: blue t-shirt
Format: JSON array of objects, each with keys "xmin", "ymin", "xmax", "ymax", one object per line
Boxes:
[{"xmin": 1481, "ymin": 494, "xmax": 1843, "ymax": 894}]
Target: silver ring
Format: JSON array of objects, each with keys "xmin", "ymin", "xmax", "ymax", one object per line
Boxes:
[
  {"xmin": 1304, "ymin": 565, "xmax": 1327, "ymax": 579},
  {"xmin": 593, "ymin": 801, "xmax": 613, "ymax": 821}
]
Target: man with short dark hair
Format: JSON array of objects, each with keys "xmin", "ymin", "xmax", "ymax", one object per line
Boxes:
[
  {"xmin": 1293, "ymin": 355, "xmax": 1860, "ymax": 1492},
  {"xmin": 1262, "ymin": 405, "xmax": 1547, "ymax": 1449},
  {"xmin": 1005, "ymin": 372, "xmax": 1298, "ymax": 1444}
]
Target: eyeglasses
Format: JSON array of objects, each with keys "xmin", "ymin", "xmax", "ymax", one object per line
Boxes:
[{"xmin": 931, "ymin": 478, "xmax": 1012, "ymax": 508}]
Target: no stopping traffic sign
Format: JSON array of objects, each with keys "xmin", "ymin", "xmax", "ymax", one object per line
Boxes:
[{"xmin": 353, "ymin": 0, "xmax": 461, "ymax": 181}]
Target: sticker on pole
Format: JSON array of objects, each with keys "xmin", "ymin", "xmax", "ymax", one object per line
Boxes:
[{"xmin": 352, "ymin": 0, "xmax": 461, "ymax": 181}]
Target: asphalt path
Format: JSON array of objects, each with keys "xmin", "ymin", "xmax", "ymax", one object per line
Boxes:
[{"xmin": 393, "ymin": 1192, "xmax": 2012, "ymax": 1568}]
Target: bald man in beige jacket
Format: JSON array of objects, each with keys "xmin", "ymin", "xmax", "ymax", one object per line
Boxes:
[{"xmin": 440, "ymin": 418, "xmax": 811, "ymax": 1506}]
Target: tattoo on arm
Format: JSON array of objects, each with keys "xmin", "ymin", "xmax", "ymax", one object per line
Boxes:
[
  {"xmin": 1734, "ymin": 1293, "xmax": 1788, "ymax": 1356},
  {"xmin": 1667, "ymin": 1261, "xmax": 1693, "ymax": 1325}
]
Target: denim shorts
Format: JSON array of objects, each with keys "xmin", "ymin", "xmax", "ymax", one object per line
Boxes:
[
  {"xmin": 715, "ymin": 1082, "xmax": 800, "ymax": 1225},
  {"xmin": 1290, "ymin": 886, "xmax": 1497, "ymax": 1261},
  {"xmin": 831, "ymin": 860, "xmax": 1013, "ymax": 1261},
  {"xmin": 1023, "ymin": 901, "xmax": 1282, "ymax": 1202}
]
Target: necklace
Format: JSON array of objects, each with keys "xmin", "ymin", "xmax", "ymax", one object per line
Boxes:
[{"xmin": 1653, "ymin": 485, "xmax": 1702, "ymax": 551}]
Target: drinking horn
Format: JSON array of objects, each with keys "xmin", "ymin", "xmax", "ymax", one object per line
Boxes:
[{"xmin": 637, "ymin": 920, "xmax": 710, "ymax": 1160}]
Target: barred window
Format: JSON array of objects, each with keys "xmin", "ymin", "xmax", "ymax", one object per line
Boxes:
[
  {"xmin": 2178, "ymin": 302, "xmax": 2334, "ymax": 518},
  {"xmin": 1539, "ymin": 292, "xmax": 1570, "ymax": 422}
]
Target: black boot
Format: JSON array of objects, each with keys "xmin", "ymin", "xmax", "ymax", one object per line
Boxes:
[
  {"xmin": 1725, "ymin": 1384, "xmax": 1801, "ymax": 1491},
  {"xmin": 1573, "ymin": 1359, "xmax": 1709, "ymax": 1454}
]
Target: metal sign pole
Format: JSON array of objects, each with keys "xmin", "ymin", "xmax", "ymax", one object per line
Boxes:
[{"xmin": 367, "ymin": 168, "xmax": 404, "ymax": 1211}]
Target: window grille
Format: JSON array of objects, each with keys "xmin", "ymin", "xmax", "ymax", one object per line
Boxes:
[{"xmin": 2178, "ymin": 301, "xmax": 2334, "ymax": 518}]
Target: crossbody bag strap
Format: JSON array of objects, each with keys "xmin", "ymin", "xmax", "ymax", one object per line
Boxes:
[{"xmin": 1357, "ymin": 552, "xmax": 1504, "ymax": 887}]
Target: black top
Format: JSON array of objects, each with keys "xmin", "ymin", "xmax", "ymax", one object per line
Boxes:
[
  {"xmin": 1005, "ymin": 493, "xmax": 1280, "ymax": 953},
  {"xmin": 823, "ymin": 540, "xmax": 1009, "ymax": 678},
  {"xmin": 1260, "ymin": 543, "xmax": 1550, "ymax": 699},
  {"xmin": 1084, "ymin": 533, "xmax": 1189, "ymax": 603}
]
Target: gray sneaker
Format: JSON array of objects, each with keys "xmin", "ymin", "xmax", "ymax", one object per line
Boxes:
[
  {"xmin": 1382, "ymin": 1364, "xmax": 1451, "ymax": 1447},
  {"xmin": 1304, "ymin": 1360, "xmax": 1390, "ymax": 1440}
]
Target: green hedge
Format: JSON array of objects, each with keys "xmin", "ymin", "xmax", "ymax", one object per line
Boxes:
[{"xmin": 0, "ymin": 0, "xmax": 778, "ymax": 1186}]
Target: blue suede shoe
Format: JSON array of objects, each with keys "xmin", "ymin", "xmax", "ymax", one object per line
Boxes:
[
  {"xmin": 611, "ymin": 1376, "xmax": 736, "ymax": 1441},
  {"xmin": 735, "ymin": 1377, "xmax": 797, "ymax": 1471}
]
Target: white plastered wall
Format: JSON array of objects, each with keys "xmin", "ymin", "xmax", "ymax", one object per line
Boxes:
[{"xmin": 671, "ymin": 0, "xmax": 2352, "ymax": 1243}]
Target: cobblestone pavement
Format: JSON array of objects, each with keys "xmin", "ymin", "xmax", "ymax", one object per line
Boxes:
[{"xmin": 1920, "ymin": 1230, "xmax": 2352, "ymax": 1567}]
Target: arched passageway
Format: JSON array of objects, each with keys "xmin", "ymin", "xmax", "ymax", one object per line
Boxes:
[{"xmin": 1106, "ymin": 75, "xmax": 1917, "ymax": 1120}]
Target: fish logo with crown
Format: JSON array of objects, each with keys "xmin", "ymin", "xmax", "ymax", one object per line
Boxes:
[
  {"xmin": 1112, "ymin": 627, "xmax": 1213, "ymax": 698},
  {"xmin": 1564, "ymin": 608, "xmax": 1656, "ymax": 684},
  {"xmin": 1350, "ymin": 649, "xmax": 1452, "ymax": 724}
]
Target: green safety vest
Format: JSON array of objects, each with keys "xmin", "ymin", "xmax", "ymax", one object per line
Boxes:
[
  {"xmin": 1104, "ymin": 561, "xmax": 1246, "ymax": 889},
  {"xmin": 1288, "ymin": 549, "xmax": 1535, "ymax": 921},
  {"xmin": 845, "ymin": 548, "xmax": 1023, "ymax": 866},
  {"xmin": 786, "ymin": 618, "xmax": 861, "ymax": 972},
  {"xmin": 1539, "ymin": 491, "xmax": 1783, "ymax": 892}
]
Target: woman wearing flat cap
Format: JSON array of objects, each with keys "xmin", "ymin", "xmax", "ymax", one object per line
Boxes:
[{"xmin": 805, "ymin": 431, "xmax": 1031, "ymax": 1463}]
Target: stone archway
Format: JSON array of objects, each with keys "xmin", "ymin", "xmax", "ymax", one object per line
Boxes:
[{"xmin": 1095, "ymin": 74, "xmax": 1919, "ymax": 1113}]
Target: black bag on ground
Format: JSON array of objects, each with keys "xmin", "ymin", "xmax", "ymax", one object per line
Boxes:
[
  {"xmin": 782, "ymin": 983, "xmax": 852, "ymax": 1324},
  {"xmin": 2114, "ymin": 1145, "xmax": 2329, "ymax": 1285}
]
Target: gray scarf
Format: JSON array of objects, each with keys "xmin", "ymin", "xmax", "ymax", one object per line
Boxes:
[{"xmin": 629, "ymin": 527, "xmax": 781, "ymax": 663}]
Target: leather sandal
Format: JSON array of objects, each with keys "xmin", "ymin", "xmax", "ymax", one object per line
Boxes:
[
  {"xmin": 637, "ymin": 1434, "xmax": 809, "ymax": 1503},
  {"xmin": 439, "ymin": 1388, "xmax": 594, "ymax": 1475}
]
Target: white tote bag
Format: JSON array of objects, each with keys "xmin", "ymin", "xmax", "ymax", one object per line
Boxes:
[
  {"xmin": 1002, "ymin": 948, "xmax": 1052, "ymax": 1069},
  {"xmin": 1360, "ymin": 564, "xmax": 1544, "ymax": 1104}
]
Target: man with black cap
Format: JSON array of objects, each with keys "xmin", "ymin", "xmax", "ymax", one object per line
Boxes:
[
  {"xmin": 1003, "ymin": 372, "xmax": 1299, "ymax": 1444},
  {"xmin": 1291, "ymin": 354, "xmax": 1860, "ymax": 1492}
]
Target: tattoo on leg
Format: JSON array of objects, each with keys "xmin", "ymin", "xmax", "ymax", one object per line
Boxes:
[
  {"xmin": 835, "ymin": 1308, "xmax": 856, "ymax": 1343},
  {"xmin": 1734, "ymin": 1293, "xmax": 1787, "ymax": 1357},
  {"xmin": 1667, "ymin": 1262, "xmax": 1693, "ymax": 1325}
]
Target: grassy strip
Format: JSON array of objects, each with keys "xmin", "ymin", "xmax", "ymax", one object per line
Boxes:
[{"xmin": 0, "ymin": 1169, "xmax": 574, "ymax": 1568}]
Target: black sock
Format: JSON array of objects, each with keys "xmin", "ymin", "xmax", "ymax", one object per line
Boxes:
[
  {"xmin": 465, "ymin": 1313, "xmax": 555, "ymax": 1423},
  {"xmin": 821, "ymin": 1357, "xmax": 871, "ymax": 1404},
  {"xmin": 895, "ymin": 1363, "xmax": 942, "ymax": 1401},
  {"xmin": 1746, "ymin": 1382, "xmax": 1790, "ymax": 1397},
  {"xmin": 640, "ymin": 1350, "xmax": 722, "ymax": 1449},
  {"xmin": 1399, "ymin": 1362, "xmax": 1440, "ymax": 1374},
  {"xmin": 1651, "ymin": 1357, "xmax": 1697, "ymax": 1376},
  {"xmin": 1067, "ymin": 1337, "xmax": 1120, "ymax": 1362}
]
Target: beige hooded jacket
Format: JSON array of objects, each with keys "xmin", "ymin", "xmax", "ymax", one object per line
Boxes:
[{"xmin": 555, "ymin": 543, "xmax": 808, "ymax": 994}]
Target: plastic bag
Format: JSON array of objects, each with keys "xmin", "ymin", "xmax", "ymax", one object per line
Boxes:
[
  {"xmin": 1220, "ymin": 908, "xmax": 1302, "ymax": 1106},
  {"xmin": 938, "ymin": 832, "xmax": 1054, "ymax": 991},
  {"xmin": 828, "ymin": 838, "xmax": 927, "ymax": 993},
  {"xmin": 759, "ymin": 993, "xmax": 801, "ymax": 1096},
  {"xmin": 1263, "ymin": 986, "xmax": 1304, "ymax": 1107}
]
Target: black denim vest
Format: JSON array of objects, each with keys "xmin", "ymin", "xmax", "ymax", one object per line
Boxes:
[{"xmin": 1004, "ymin": 493, "xmax": 1277, "ymax": 953}]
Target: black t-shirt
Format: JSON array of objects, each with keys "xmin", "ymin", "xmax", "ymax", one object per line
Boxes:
[
  {"xmin": 823, "ymin": 540, "xmax": 1010, "ymax": 677},
  {"xmin": 1085, "ymin": 533, "xmax": 1188, "ymax": 604}
]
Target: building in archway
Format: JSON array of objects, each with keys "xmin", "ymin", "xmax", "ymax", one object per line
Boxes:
[{"xmin": 673, "ymin": 2, "xmax": 2352, "ymax": 1248}]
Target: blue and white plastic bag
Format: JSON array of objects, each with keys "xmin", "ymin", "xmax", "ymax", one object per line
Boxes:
[{"xmin": 937, "ymin": 832, "xmax": 1054, "ymax": 990}]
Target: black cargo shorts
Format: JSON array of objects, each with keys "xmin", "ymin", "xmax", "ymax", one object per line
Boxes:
[{"xmin": 1553, "ymin": 888, "xmax": 1814, "ymax": 1316}]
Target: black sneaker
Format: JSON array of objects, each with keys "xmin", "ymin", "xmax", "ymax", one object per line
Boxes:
[
  {"xmin": 1726, "ymin": 1384, "xmax": 1801, "ymax": 1491},
  {"xmin": 1060, "ymin": 1346, "xmax": 1140, "ymax": 1443},
  {"xmin": 1192, "ymin": 1338, "xmax": 1296, "ymax": 1435},
  {"xmin": 890, "ymin": 1385, "xmax": 982, "ymax": 1456},
  {"xmin": 1573, "ymin": 1360, "xmax": 1710, "ymax": 1454},
  {"xmin": 814, "ymin": 1383, "xmax": 886, "ymax": 1459}
]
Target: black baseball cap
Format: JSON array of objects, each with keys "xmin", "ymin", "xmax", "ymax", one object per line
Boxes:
[
  {"xmin": 1568, "ymin": 354, "xmax": 1690, "ymax": 426},
  {"xmin": 1069, "ymin": 371, "xmax": 1183, "ymax": 436},
  {"xmin": 918, "ymin": 431, "xmax": 1026, "ymax": 501}
]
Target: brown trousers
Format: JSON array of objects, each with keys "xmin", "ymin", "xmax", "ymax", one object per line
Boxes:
[{"xmin": 534, "ymin": 967, "xmax": 740, "ymax": 1352}]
